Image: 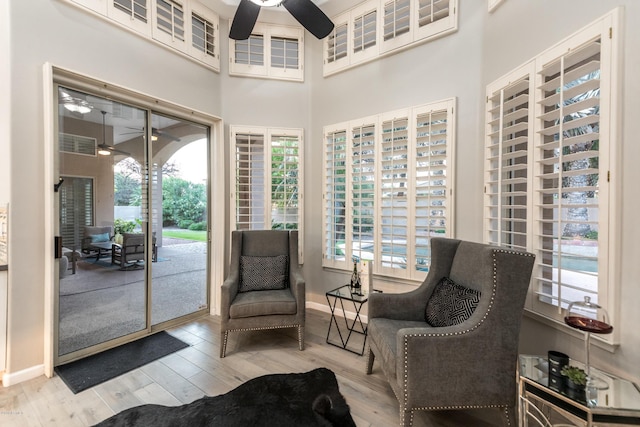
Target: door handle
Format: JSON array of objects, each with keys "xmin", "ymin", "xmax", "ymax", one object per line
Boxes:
[{"xmin": 54, "ymin": 236, "xmax": 62, "ymax": 259}]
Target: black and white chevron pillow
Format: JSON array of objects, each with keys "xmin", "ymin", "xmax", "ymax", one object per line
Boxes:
[
  {"xmin": 425, "ymin": 277, "xmax": 481, "ymax": 327},
  {"xmin": 239, "ymin": 255, "xmax": 288, "ymax": 292}
]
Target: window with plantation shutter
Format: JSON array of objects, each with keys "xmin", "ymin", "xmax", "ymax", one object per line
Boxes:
[
  {"xmin": 109, "ymin": 0, "xmax": 151, "ymax": 35},
  {"xmin": 379, "ymin": 113, "xmax": 410, "ymax": 274},
  {"xmin": 152, "ymin": 0, "xmax": 185, "ymax": 49},
  {"xmin": 485, "ymin": 65, "xmax": 534, "ymax": 252},
  {"xmin": 65, "ymin": 0, "xmax": 221, "ymax": 71},
  {"xmin": 323, "ymin": 99, "xmax": 455, "ymax": 281},
  {"xmin": 323, "ymin": 125, "xmax": 348, "ymax": 268},
  {"xmin": 484, "ymin": 9, "xmax": 621, "ymax": 342},
  {"xmin": 60, "ymin": 177, "xmax": 94, "ymax": 250},
  {"xmin": 535, "ymin": 37, "xmax": 605, "ymax": 315},
  {"xmin": 189, "ymin": 2, "xmax": 219, "ymax": 69},
  {"xmin": 324, "ymin": 0, "xmax": 457, "ymax": 75},
  {"xmin": 230, "ymin": 126, "xmax": 304, "ymax": 259},
  {"xmin": 413, "ymin": 103, "xmax": 453, "ymax": 272},
  {"xmin": 351, "ymin": 119, "xmax": 377, "ymax": 264},
  {"xmin": 59, "ymin": 133, "xmax": 97, "ymax": 157},
  {"xmin": 229, "ymin": 23, "xmax": 304, "ymax": 81}
]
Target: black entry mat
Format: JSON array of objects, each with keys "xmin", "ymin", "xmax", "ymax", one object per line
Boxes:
[{"xmin": 55, "ymin": 331, "xmax": 189, "ymax": 394}]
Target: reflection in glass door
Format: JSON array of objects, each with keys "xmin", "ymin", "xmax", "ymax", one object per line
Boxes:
[{"xmin": 56, "ymin": 86, "xmax": 209, "ymax": 364}]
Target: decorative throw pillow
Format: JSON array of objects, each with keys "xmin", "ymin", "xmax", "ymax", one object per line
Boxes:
[
  {"xmin": 239, "ymin": 255, "xmax": 288, "ymax": 292},
  {"xmin": 90, "ymin": 232, "xmax": 110, "ymax": 243},
  {"xmin": 425, "ymin": 277, "xmax": 481, "ymax": 327}
]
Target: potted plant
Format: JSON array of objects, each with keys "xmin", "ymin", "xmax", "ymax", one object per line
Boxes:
[{"xmin": 561, "ymin": 365, "xmax": 587, "ymax": 392}]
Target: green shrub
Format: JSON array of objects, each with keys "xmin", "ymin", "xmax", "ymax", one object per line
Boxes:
[
  {"xmin": 188, "ymin": 221, "xmax": 207, "ymax": 231},
  {"xmin": 178, "ymin": 219, "xmax": 194, "ymax": 229}
]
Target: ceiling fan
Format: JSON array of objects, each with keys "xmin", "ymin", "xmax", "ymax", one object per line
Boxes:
[
  {"xmin": 230, "ymin": 0, "xmax": 334, "ymax": 41},
  {"xmin": 120, "ymin": 127, "xmax": 181, "ymax": 142},
  {"xmin": 98, "ymin": 111, "xmax": 131, "ymax": 156}
]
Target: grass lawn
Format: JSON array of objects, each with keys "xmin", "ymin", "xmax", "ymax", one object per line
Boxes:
[{"xmin": 163, "ymin": 229, "xmax": 207, "ymax": 242}]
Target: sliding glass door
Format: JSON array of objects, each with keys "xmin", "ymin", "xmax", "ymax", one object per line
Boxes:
[{"xmin": 55, "ymin": 86, "xmax": 209, "ymax": 364}]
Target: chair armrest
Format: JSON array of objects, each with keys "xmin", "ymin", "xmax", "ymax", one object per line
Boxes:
[
  {"xmin": 394, "ymin": 324, "xmax": 517, "ymax": 407},
  {"xmin": 221, "ymin": 269, "xmax": 240, "ymax": 321},
  {"xmin": 289, "ymin": 269, "xmax": 306, "ymax": 308},
  {"xmin": 369, "ymin": 286, "xmax": 430, "ymax": 322}
]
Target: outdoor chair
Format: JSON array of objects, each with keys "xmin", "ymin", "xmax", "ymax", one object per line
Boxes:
[
  {"xmin": 220, "ymin": 230, "xmax": 305, "ymax": 357},
  {"xmin": 365, "ymin": 237, "xmax": 535, "ymax": 426},
  {"xmin": 111, "ymin": 232, "xmax": 157, "ymax": 268},
  {"xmin": 81, "ymin": 226, "xmax": 114, "ymax": 259}
]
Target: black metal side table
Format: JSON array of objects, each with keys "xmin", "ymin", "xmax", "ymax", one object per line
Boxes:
[{"xmin": 325, "ymin": 285, "xmax": 372, "ymax": 356}]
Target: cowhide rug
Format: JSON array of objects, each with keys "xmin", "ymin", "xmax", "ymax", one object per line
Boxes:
[{"xmin": 94, "ymin": 367, "xmax": 356, "ymax": 427}]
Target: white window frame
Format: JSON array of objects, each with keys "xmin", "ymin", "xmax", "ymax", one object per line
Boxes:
[
  {"xmin": 62, "ymin": 0, "xmax": 221, "ymax": 72},
  {"xmin": 484, "ymin": 9, "xmax": 622, "ymax": 344},
  {"xmin": 229, "ymin": 23, "xmax": 304, "ymax": 82},
  {"xmin": 151, "ymin": 0, "xmax": 187, "ymax": 51},
  {"xmin": 230, "ymin": 126, "xmax": 305, "ymax": 261},
  {"xmin": 323, "ymin": 98, "xmax": 456, "ymax": 282},
  {"xmin": 323, "ymin": 12, "xmax": 350, "ymax": 75},
  {"xmin": 324, "ymin": 0, "xmax": 457, "ymax": 76}
]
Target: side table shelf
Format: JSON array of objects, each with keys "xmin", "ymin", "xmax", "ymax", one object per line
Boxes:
[
  {"xmin": 519, "ymin": 354, "xmax": 640, "ymax": 427},
  {"xmin": 325, "ymin": 285, "xmax": 375, "ymax": 356}
]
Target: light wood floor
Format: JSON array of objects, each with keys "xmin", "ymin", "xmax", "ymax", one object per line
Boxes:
[{"xmin": 0, "ymin": 309, "xmax": 506, "ymax": 426}]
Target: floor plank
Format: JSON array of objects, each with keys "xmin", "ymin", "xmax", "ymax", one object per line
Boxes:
[{"xmin": 0, "ymin": 309, "xmax": 508, "ymax": 426}]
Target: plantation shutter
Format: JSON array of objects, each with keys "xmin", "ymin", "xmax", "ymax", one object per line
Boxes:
[
  {"xmin": 413, "ymin": 102, "xmax": 453, "ymax": 274},
  {"xmin": 350, "ymin": 119, "xmax": 377, "ymax": 263},
  {"xmin": 270, "ymin": 132, "xmax": 301, "ymax": 230},
  {"xmin": 353, "ymin": 9, "xmax": 377, "ymax": 53},
  {"xmin": 60, "ymin": 177, "xmax": 94, "ymax": 250},
  {"xmin": 153, "ymin": 0, "xmax": 185, "ymax": 46},
  {"xmin": 379, "ymin": 112, "xmax": 409, "ymax": 276},
  {"xmin": 323, "ymin": 125, "xmax": 348, "ymax": 268},
  {"xmin": 59, "ymin": 133, "xmax": 97, "ymax": 156},
  {"xmin": 234, "ymin": 133, "xmax": 266, "ymax": 230},
  {"xmin": 235, "ymin": 35, "xmax": 264, "ymax": 66},
  {"xmin": 110, "ymin": 0, "xmax": 150, "ymax": 35},
  {"xmin": 535, "ymin": 37, "xmax": 603, "ymax": 310},
  {"xmin": 271, "ymin": 37, "xmax": 299, "ymax": 70},
  {"xmin": 485, "ymin": 71, "xmax": 533, "ymax": 252},
  {"xmin": 189, "ymin": 3, "xmax": 219, "ymax": 69},
  {"xmin": 325, "ymin": 15, "xmax": 349, "ymax": 74}
]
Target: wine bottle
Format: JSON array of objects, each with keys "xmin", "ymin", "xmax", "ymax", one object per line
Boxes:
[{"xmin": 350, "ymin": 261, "xmax": 358, "ymax": 290}]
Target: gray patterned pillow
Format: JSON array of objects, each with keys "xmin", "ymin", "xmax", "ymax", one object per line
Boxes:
[
  {"xmin": 239, "ymin": 255, "xmax": 288, "ymax": 292},
  {"xmin": 425, "ymin": 277, "xmax": 481, "ymax": 327}
]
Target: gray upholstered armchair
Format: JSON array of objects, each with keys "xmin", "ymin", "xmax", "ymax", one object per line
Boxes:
[
  {"xmin": 220, "ymin": 230, "xmax": 305, "ymax": 358},
  {"xmin": 365, "ymin": 237, "xmax": 535, "ymax": 426}
]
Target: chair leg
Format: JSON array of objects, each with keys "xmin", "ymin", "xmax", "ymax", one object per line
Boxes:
[
  {"xmin": 501, "ymin": 405, "xmax": 516, "ymax": 427},
  {"xmin": 297, "ymin": 326, "xmax": 305, "ymax": 350},
  {"xmin": 365, "ymin": 347, "xmax": 375, "ymax": 374},
  {"xmin": 220, "ymin": 331, "xmax": 228, "ymax": 358}
]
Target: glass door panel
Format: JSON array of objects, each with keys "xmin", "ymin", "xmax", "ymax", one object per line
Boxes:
[
  {"xmin": 57, "ymin": 87, "xmax": 148, "ymax": 359},
  {"xmin": 150, "ymin": 113, "xmax": 209, "ymax": 325}
]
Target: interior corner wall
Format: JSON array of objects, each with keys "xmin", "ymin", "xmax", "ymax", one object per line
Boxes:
[
  {"xmin": 482, "ymin": 0, "xmax": 640, "ymax": 383},
  {"xmin": 0, "ymin": 0, "xmax": 9, "ymax": 204},
  {"xmin": 6, "ymin": 0, "xmax": 222, "ymax": 375}
]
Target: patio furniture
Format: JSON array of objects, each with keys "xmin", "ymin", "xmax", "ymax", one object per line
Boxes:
[
  {"xmin": 365, "ymin": 237, "xmax": 535, "ymax": 426},
  {"xmin": 111, "ymin": 232, "xmax": 157, "ymax": 268},
  {"xmin": 82, "ymin": 226, "xmax": 114, "ymax": 260},
  {"xmin": 220, "ymin": 230, "xmax": 305, "ymax": 358}
]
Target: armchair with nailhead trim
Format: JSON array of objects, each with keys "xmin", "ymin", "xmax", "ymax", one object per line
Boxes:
[
  {"xmin": 365, "ymin": 237, "xmax": 535, "ymax": 426},
  {"xmin": 220, "ymin": 230, "xmax": 305, "ymax": 358}
]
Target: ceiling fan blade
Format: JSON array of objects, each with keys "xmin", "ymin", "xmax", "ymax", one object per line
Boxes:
[
  {"xmin": 282, "ymin": 0, "xmax": 334, "ymax": 39},
  {"xmin": 99, "ymin": 144, "xmax": 131, "ymax": 157},
  {"xmin": 230, "ymin": 0, "xmax": 261, "ymax": 40}
]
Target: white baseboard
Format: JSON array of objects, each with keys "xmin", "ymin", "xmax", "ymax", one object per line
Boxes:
[
  {"xmin": 307, "ymin": 301, "xmax": 369, "ymax": 324},
  {"xmin": 2, "ymin": 364, "xmax": 45, "ymax": 387}
]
